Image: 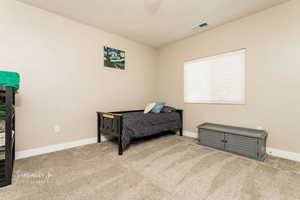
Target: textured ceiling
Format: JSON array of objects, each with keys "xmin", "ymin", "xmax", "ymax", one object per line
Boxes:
[{"xmin": 17, "ymin": 0, "xmax": 290, "ymax": 47}]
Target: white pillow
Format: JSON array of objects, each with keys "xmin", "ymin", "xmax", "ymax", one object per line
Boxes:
[{"xmin": 144, "ymin": 102, "xmax": 156, "ymax": 114}]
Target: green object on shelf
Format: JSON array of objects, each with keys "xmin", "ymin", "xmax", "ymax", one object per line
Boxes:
[
  {"xmin": 0, "ymin": 105, "xmax": 5, "ymax": 111},
  {"xmin": 0, "ymin": 111, "xmax": 5, "ymax": 117},
  {"xmin": 0, "ymin": 71, "xmax": 20, "ymax": 91},
  {"xmin": 0, "ymin": 104, "xmax": 6, "ymax": 117},
  {"xmin": 0, "ymin": 104, "xmax": 14, "ymax": 117}
]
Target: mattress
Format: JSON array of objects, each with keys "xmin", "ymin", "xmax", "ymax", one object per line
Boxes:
[{"xmin": 120, "ymin": 111, "xmax": 181, "ymax": 149}]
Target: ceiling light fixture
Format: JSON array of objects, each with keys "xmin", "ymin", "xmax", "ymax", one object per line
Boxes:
[{"xmin": 144, "ymin": 0, "xmax": 162, "ymax": 14}]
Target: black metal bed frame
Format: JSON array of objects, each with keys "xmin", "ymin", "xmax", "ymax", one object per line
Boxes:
[
  {"xmin": 97, "ymin": 109, "xmax": 183, "ymax": 155},
  {"xmin": 0, "ymin": 86, "xmax": 16, "ymax": 187}
]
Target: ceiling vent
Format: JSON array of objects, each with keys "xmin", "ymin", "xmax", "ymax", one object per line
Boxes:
[
  {"xmin": 192, "ymin": 22, "xmax": 208, "ymax": 30},
  {"xmin": 199, "ymin": 23, "xmax": 208, "ymax": 27}
]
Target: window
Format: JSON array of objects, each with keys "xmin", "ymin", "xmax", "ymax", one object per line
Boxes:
[{"xmin": 184, "ymin": 49, "xmax": 245, "ymax": 104}]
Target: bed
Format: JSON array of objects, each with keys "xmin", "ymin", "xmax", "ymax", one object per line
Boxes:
[{"xmin": 97, "ymin": 109, "xmax": 183, "ymax": 155}]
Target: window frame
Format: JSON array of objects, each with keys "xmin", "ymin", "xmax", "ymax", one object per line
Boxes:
[{"xmin": 183, "ymin": 49, "xmax": 246, "ymax": 105}]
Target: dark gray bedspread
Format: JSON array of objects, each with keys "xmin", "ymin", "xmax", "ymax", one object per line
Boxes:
[{"xmin": 121, "ymin": 112, "xmax": 181, "ymax": 149}]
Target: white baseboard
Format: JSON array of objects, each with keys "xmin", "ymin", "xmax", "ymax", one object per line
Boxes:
[
  {"xmin": 16, "ymin": 137, "xmax": 102, "ymax": 160},
  {"xmin": 183, "ymin": 131, "xmax": 300, "ymax": 162},
  {"xmin": 183, "ymin": 131, "xmax": 197, "ymax": 138},
  {"xmin": 15, "ymin": 131, "xmax": 300, "ymax": 162},
  {"xmin": 266, "ymin": 148, "xmax": 300, "ymax": 162}
]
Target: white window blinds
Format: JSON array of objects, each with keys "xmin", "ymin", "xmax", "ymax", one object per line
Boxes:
[{"xmin": 184, "ymin": 49, "xmax": 246, "ymax": 104}]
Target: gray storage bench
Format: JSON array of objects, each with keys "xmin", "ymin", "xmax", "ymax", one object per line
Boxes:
[{"xmin": 197, "ymin": 123, "xmax": 268, "ymax": 161}]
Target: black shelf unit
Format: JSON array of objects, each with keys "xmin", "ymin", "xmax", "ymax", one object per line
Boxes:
[{"xmin": 0, "ymin": 86, "xmax": 16, "ymax": 187}]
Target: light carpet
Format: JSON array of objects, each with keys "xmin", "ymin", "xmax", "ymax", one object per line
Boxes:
[{"xmin": 1, "ymin": 135, "xmax": 300, "ymax": 200}]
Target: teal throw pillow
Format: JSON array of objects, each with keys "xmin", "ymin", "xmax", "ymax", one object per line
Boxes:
[{"xmin": 151, "ymin": 102, "xmax": 166, "ymax": 113}]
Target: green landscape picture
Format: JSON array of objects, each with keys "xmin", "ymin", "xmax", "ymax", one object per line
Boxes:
[{"xmin": 104, "ymin": 46, "xmax": 125, "ymax": 70}]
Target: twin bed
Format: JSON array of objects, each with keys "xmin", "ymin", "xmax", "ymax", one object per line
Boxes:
[{"xmin": 97, "ymin": 109, "xmax": 183, "ymax": 155}]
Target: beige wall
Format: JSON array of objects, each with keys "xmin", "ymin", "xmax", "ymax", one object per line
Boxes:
[
  {"xmin": 0, "ymin": 0, "xmax": 157, "ymax": 151},
  {"xmin": 157, "ymin": 0, "xmax": 300, "ymax": 153},
  {"xmin": 1, "ymin": 0, "xmax": 299, "ymax": 154}
]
